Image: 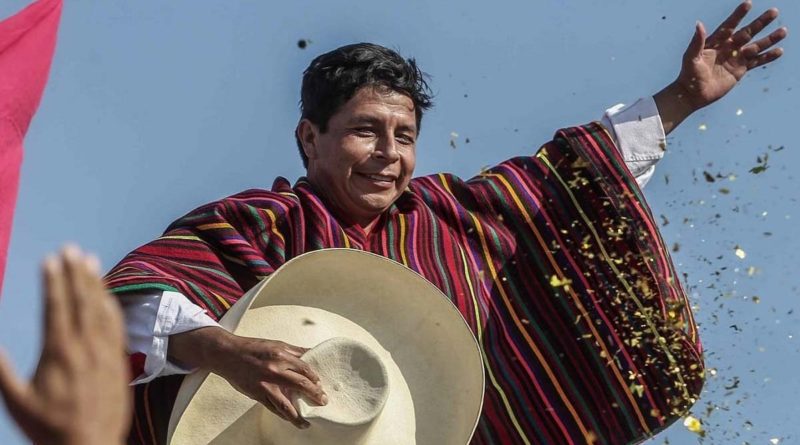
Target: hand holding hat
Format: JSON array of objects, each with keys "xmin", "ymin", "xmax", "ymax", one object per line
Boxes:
[{"xmin": 169, "ymin": 326, "xmax": 329, "ymax": 429}]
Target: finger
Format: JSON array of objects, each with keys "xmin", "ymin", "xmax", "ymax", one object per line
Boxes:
[
  {"xmin": 731, "ymin": 8, "xmax": 780, "ymax": 48},
  {"xmin": 0, "ymin": 350, "xmax": 36, "ymax": 424},
  {"xmin": 747, "ymin": 47, "xmax": 784, "ymax": 70},
  {"xmin": 42, "ymin": 255, "xmax": 70, "ymax": 345},
  {"xmin": 61, "ymin": 245, "xmax": 91, "ymax": 330},
  {"xmin": 285, "ymin": 355, "xmax": 321, "ymax": 384},
  {"xmin": 254, "ymin": 387, "xmax": 292, "ymax": 423},
  {"xmin": 82, "ymin": 254, "xmax": 108, "ymax": 305},
  {"xmin": 100, "ymin": 295, "xmax": 127, "ymax": 348},
  {"xmin": 280, "ymin": 342, "xmax": 309, "ymax": 359},
  {"xmin": 263, "ymin": 384, "xmax": 309, "ymax": 429},
  {"xmin": 743, "ymin": 26, "xmax": 788, "ymax": 55},
  {"xmin": 261, "ymin": 397, "xmax": 290, "ymax": 422},
  {"xmin": 81, "ymin": 254, "xmax": 120, "ymax": 333},
  {"xmin": 684, "ymin": 21, "xmax": 707, "ymax": 61},
  {"xmin": 85, "ymin": 254, "xmax": 101, "ymax": 276},
  {"xmin": 707, "ymin": 0, "xmax": 752, "ymax": 47},
  {"xmin": 281, "ymin": 370, "xmax": 327, "ymax": 406}
]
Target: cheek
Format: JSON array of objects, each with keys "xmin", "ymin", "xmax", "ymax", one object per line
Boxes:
[
  {"xmin": 403, "ymin": 151, "xmax": 416, "ymax": 176},
  {"xmin": 340, "ymin": 135, "xmax": 375, "ymax": 160},
  {"xmin": 320, "ymin": 135, "xmax": 368, "ymax": 165}
]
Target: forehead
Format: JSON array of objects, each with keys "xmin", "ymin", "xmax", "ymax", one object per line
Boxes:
[{"xmin": 335, "ymin": 86, "xmax": 416, "ymax": 125}]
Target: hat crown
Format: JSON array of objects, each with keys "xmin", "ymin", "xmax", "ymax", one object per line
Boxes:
[
  {"xmin": 295, "ymin": 337, "xmax": 390, "ymax": 426},
  {"xmin": 254, "ymin": 306, "xmax": 415, "ymax": 445}
]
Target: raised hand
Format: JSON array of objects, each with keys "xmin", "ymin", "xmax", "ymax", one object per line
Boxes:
[
  {"xmin": 0, "ymin": 246, "xmax": 131, "ymax": 445},
  {"xmin": 678, "ymin": 1, "xmax": 787, "ymax": 110},
  {"xmin": 654, "ymin": 1, "xmax": 787, "ymax": 135}
]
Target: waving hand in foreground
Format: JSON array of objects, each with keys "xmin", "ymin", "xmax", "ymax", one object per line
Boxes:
[{"xmin": 0, "ymin": 246, "xmax": 130, "ymax": 445}]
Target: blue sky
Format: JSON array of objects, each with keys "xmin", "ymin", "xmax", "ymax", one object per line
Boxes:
[{"xmin": 0, "ymin": 0, "xmax": 797, "ymax": 443}]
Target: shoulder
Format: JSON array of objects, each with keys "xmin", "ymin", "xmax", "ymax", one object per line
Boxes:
[
  {"xmin": 209, "ymin": 177, "xmax": 302, "ymax": 208},
  {"xmin": 166, "ymin": 177, "xmax": 304, "ymax": 232}
]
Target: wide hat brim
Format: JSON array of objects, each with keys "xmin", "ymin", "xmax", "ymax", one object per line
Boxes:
[{"xmin": 167, "ymin": 248, "xmax": 485, "ymax": 444}]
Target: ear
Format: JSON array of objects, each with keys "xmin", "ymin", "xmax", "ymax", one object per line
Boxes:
[{"xmin": 296, "ymin": 119, "xmax": 320, "ymax": 161}]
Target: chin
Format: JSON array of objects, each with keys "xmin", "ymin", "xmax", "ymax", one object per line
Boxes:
[
  {"xmin": 356, "ymin": 195, "xmax": 397, "ymax": 214},
  {"xmin": 360, "ymin": 203, "xmax": 391, "ymax": 215}
]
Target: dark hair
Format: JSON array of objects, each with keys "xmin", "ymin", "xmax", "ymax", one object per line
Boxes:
[{"xmin": 295, "ymin": 43, "xmax": 433, "ymax": 167}]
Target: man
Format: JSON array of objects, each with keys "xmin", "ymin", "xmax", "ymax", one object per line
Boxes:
[{"xmin": 105, "ymin": 2, "xmax": 786, "ymax": 443}]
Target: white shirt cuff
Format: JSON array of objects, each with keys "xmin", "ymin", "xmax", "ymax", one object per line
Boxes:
[
  {"xmin": 600, "ymin": 97, "xmax": 667, "ymax": 189},
  {"xmin": 120, "ymin": 290, "xmax": 220, "ymax": 385}
]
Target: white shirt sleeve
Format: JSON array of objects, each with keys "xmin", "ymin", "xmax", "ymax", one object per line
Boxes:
[
  {"xmin": 118, "ymin": 290, "xmax": 220, "ymax": 384},
  {"xmin": 598, "ymin": 96, "xmax": 667, "ymax": 189}
]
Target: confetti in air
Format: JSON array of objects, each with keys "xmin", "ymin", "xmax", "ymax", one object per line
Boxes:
[
  {"xmin": 749, "ymin": 152, "xmax": 770, "ymax": 174},
  {"xmin": 449, "ymin": 132, "xmax": 459, "ymax": 149},
  {"xmin": 683, "ymin": 415, "xmax": 705, "ymax": 437}
]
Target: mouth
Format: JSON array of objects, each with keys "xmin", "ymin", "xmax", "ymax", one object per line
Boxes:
[{"xmin": 356, "ymin": 173, "xmax": 397, "ymax": 188}]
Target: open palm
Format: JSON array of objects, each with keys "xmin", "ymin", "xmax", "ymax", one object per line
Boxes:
[
  {"xmin": 0, "ymin": 247, "xmax": 130, "ymax": 445},
  {"xmin": 678, "ymin": 1, "xmax": 787, "ymax": 110}
]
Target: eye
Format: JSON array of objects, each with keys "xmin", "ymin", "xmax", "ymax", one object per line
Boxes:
[
  {"xmin": 396, "ymin": 134, "xmax": 415, "ymax": 145},
  {"xmin": 353, "ymin": 127, "xmax": 375, "ymax": 137}
]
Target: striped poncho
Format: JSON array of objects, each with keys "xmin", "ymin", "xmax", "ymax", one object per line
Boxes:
[{"xmin": 105, "ymin": 122, "xmax": 704, "ymax": 445}]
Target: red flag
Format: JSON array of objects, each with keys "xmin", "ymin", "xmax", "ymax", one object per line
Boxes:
[{"xmin": 0, "ymin": 0, "xmax": 62, "ymax": 296}]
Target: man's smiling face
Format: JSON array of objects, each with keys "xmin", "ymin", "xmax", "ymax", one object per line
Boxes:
[{"xmin": 298, "ymin": 86, "xmax": 417, "ymax": 227}]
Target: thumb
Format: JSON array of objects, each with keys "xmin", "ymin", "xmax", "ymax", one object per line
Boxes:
[
  {"xmin": 685, "ymin": 21, "xmax": 707, "ymax": 60},
  {"xmin": 0, "ymin": 350, "xmax": 36, "ymax": 423}
]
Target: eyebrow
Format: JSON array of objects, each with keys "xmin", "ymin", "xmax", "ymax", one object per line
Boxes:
[{"xmin": 347, "ymin": 115, "xmax": 417, "ymax": 133}]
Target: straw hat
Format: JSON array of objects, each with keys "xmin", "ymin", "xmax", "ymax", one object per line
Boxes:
[{"xmin": 166, "ymin": 249, "xmax": 485, "ymax": 444}]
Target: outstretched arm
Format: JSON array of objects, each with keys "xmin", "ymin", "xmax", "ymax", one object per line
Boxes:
[{"xmin": 654, "ymin": 1, "xmax": 787, "ymax": 135}]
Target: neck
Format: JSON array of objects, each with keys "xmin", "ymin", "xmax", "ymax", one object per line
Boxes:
[
  {"xmin": 305, "ymin": 176, "xmax": 381, "ymax": 234},
  {"xmin": 360, "ymin": 217, "xmax": 380, "ymax": 235}
]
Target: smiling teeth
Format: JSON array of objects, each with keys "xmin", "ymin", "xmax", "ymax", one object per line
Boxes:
[{"xmin": 366, "ymin": 174, "xmax": 393, "ymax": 182}]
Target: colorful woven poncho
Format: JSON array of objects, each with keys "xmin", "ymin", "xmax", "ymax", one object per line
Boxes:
[{"xmin": 105, "ymin": 123, "xmax": 704, "ymax": 445}]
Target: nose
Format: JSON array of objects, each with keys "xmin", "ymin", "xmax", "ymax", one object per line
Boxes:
[{"xmin": 372, "ymin": 136, "xmax": 400, "ymax": 162}]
